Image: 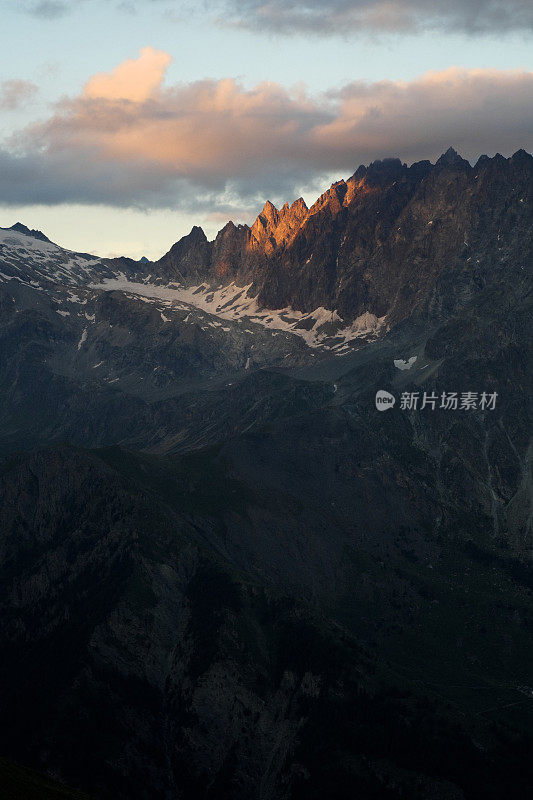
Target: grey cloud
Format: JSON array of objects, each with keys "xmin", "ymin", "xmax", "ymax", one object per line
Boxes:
[
  {"xmin": 29, "ymin": 1, "xmax": 71, "ymax": 19},
  {"xmin": 217, "ymin": 0, "xmax": 533, "ymax": 36},
  {"xmin": 0, "ymin": 146, "xmax": 322, "ymax": 217},
  {"xmin": 10, "ymin": 1, "xmax": 533, "ymax": 33},
  {"xmin": 115, "ymin": 1, "xmax": 138, "ymax": 13},
  {"xmin": 0, "ymin": 149, "xmax": 183, "ymax": 209},
  {"xmin": 10, "ymin": 0, "xmax": 96, "ymax": 19},
  {"xmin": 0, "ymin": 80, "xmax": 39, "ymax": 110}
]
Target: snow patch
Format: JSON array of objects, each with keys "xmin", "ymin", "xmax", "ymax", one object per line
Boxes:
[
  {"xmin": 77, "ymin": 328, "xmax": 87, "ymax": 350},
  {"xmin": 89, "ymin": 276, "xmax": 386, "ymax": 352},
  {"xmin": 394, "ymin": 356, "xmax": 417, "ymax": 370}
]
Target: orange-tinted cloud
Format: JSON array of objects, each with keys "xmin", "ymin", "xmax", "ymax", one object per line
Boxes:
[
  {"xmin": 1, "ymin": 50, "xmax": 532, "ymax": 210},
  {"xmin": 84, "ymin": 46, "xmax": 172, "ymax": 102}
]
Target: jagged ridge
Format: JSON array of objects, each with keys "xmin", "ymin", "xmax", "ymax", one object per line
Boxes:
[{"xmin": 154, "ymin": 148, "xmax": 533, "ymax": 325}]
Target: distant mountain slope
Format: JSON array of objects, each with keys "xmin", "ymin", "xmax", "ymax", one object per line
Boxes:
[
  {"xmin": 0, "ymin": 757, "xmax": 92, "ymax": 799},
  {"xmin": 0, "ymin": 148, "xmax": 531, "ymax": 459},
  {"xmin": 0, "ymin": 367, "xmax": 531, "ymax": 798},
  {"xmin": 0, "ymin": 148, "xmax": 531, "ymax": 800}
]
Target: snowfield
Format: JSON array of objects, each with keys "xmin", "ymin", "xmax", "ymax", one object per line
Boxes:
[
  {"xmin": 0, "ymin": 226, "xmax": 387, "ymax": 355},
  {"xmin": 90, "ymin": 275, "xmax": 387, "ymax": 351}
]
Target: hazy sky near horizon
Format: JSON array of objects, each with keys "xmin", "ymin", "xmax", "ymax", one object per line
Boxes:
[{"xmin": 0, "ymin": 0, "xmax": 532, "ymax": 259}]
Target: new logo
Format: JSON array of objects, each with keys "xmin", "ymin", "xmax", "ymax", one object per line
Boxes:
[{"xmin": 375, "ymin": 390, "xmax": 396, "ymax": 411}]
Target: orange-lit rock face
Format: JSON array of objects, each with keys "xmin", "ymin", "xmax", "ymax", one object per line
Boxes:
[
  {"xmin": 247, "ymin": 177, "xmax": 373, "ymax": 256},
  {"xmin": 248, "ymin": 197, "xmax": 309, "ymax": 253},
  {"xmin": 214, "ymin": 259, "xmax": 231, "ymax": 279},
  {"xmin": 150, "ymin": 148, "xmax": 531, "ymax": 328}
]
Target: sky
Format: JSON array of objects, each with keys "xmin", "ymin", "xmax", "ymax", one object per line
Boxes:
[{"xmin": 0, "ymin": 0, "xmax": 532, "ymax": 259}]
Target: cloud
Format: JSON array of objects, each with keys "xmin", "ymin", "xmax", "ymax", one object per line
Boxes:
[
  {"xmin": 1, "ymin": 49, "xmax": 532, "ymax": 213},
  {"xmin": 12, "ymin": 1, "xmax": 533, "ymax": 35},
  {"xmin": 0, "ymin": 80, "xmax": 39, "ymax": 110},
  {"xmin": 27, "ymin": 1, "xmax": 71, "ymax": 19},
  {"xmin": 84, "ymin": 46, "xmax": 172, "ymax": 102},
  {"xmin": 217, "ymin": 0, "xmax": 533, "ymax": 36}
]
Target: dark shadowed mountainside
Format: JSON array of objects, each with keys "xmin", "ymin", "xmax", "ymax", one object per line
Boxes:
[{"xmin": 0, "ymin": 148, "xmax": 531, "ymax": 799}]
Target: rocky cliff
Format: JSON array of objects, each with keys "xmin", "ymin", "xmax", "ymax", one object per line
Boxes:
[
  {"xmin": 0, "ymin": 148, "xmax": 531, "ymax": 800},
  {"xmin": 153, "ymin": 148, "xmax": 533, "ymax": 327}
]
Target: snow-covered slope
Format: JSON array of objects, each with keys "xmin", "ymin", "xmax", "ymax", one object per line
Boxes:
[
  {"xmin": 0, "ymin": 225, "xmax": 386, "ymax": 356},
  {"xmin": 0, "ymin": 227, "xmax": 114, "ymax": 287},
  {"xmin": 90, "ymin": 275, "xmax": 386, "ymax": 351}
]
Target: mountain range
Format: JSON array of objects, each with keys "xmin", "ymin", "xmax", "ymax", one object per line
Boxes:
[{"xmin": 0, "ymin": 148, "xmax": 531, "ymax": 800}]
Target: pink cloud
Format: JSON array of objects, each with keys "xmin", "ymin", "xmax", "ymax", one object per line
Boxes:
[
  {"xmin": 83, "ymin": 46, "xmax": 172, "ymax": 102},
  {"xmin": 2, "ymin": 49, "xmax": 532, "ymax": 209}
]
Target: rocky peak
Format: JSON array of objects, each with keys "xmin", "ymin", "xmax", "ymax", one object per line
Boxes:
[
  {"xmin": 213, "ymin": 220, "xmax": 252, "ymax": 254},
  {"xmin": 154, "ymin": 224, "xmax": 211, "ymax": 282},
  {"xmin": 363, "ymin": 158, "xmax": 405, "ymax": 187},
  {"xmin": 436, "ymin": 147, "xmax": 471, "ymax": 171},
  {"xmin": 187, "ymin": 225, "xmax": 208, "ymax": 243},
  {"xmin": 309, "ymin": 180, "xmax": 347, "ymax": 216},
  {"xmin": 153, "ymin": 146, "xmax": 532, "ymax": 318},
  {"xmin": 215, "ymin": 220, "xmax": 241, "ymax": 244},
  {"xmin": 343, "ymin": 159, "xmax": 407, "ymax": 204},
  {"xmin": 164, "ymin": 226, "xmax": 208, "ymax": 255},
  {"xmin": 474, "ymin": 154, "xmax": 491, "ymax": 170},
  {"xmin": 351, "ymin": 164, "xmax": 367, "ymax": 181},
  {"xmin": 250, "ymin": 197, "xmax": 308, "ymax": 252},
  {"xmin": 290, "ymin": 197, "xmax": 308, "ymax": 216},
  {"xmin": 409, "ymin": 159, "xmax": 433, "ymax": 180},
  {"xmin": 344, "ymin": 168, "xmax": 369, "ymax": 205},
  {"xmin": 286, "ymin": 198, "xmax": 309, "ymax": 232},
  {"xmin": 250, "ymin": 206, "xmax": 276, "ymax": 250},
  {"xmin": 164, "ymin": 225, "xmax": 208, "ymax": 257},
  {"xmin": 10, "ymin": 222, "xmax": 51, "ymax": 243},
  {"xmin": 260, "ymin": 200, "xmax": 280, "ymax": 226},
  {"xmin": 511, "ymin": 148, "xmax": 533, "ymax": 168}
]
